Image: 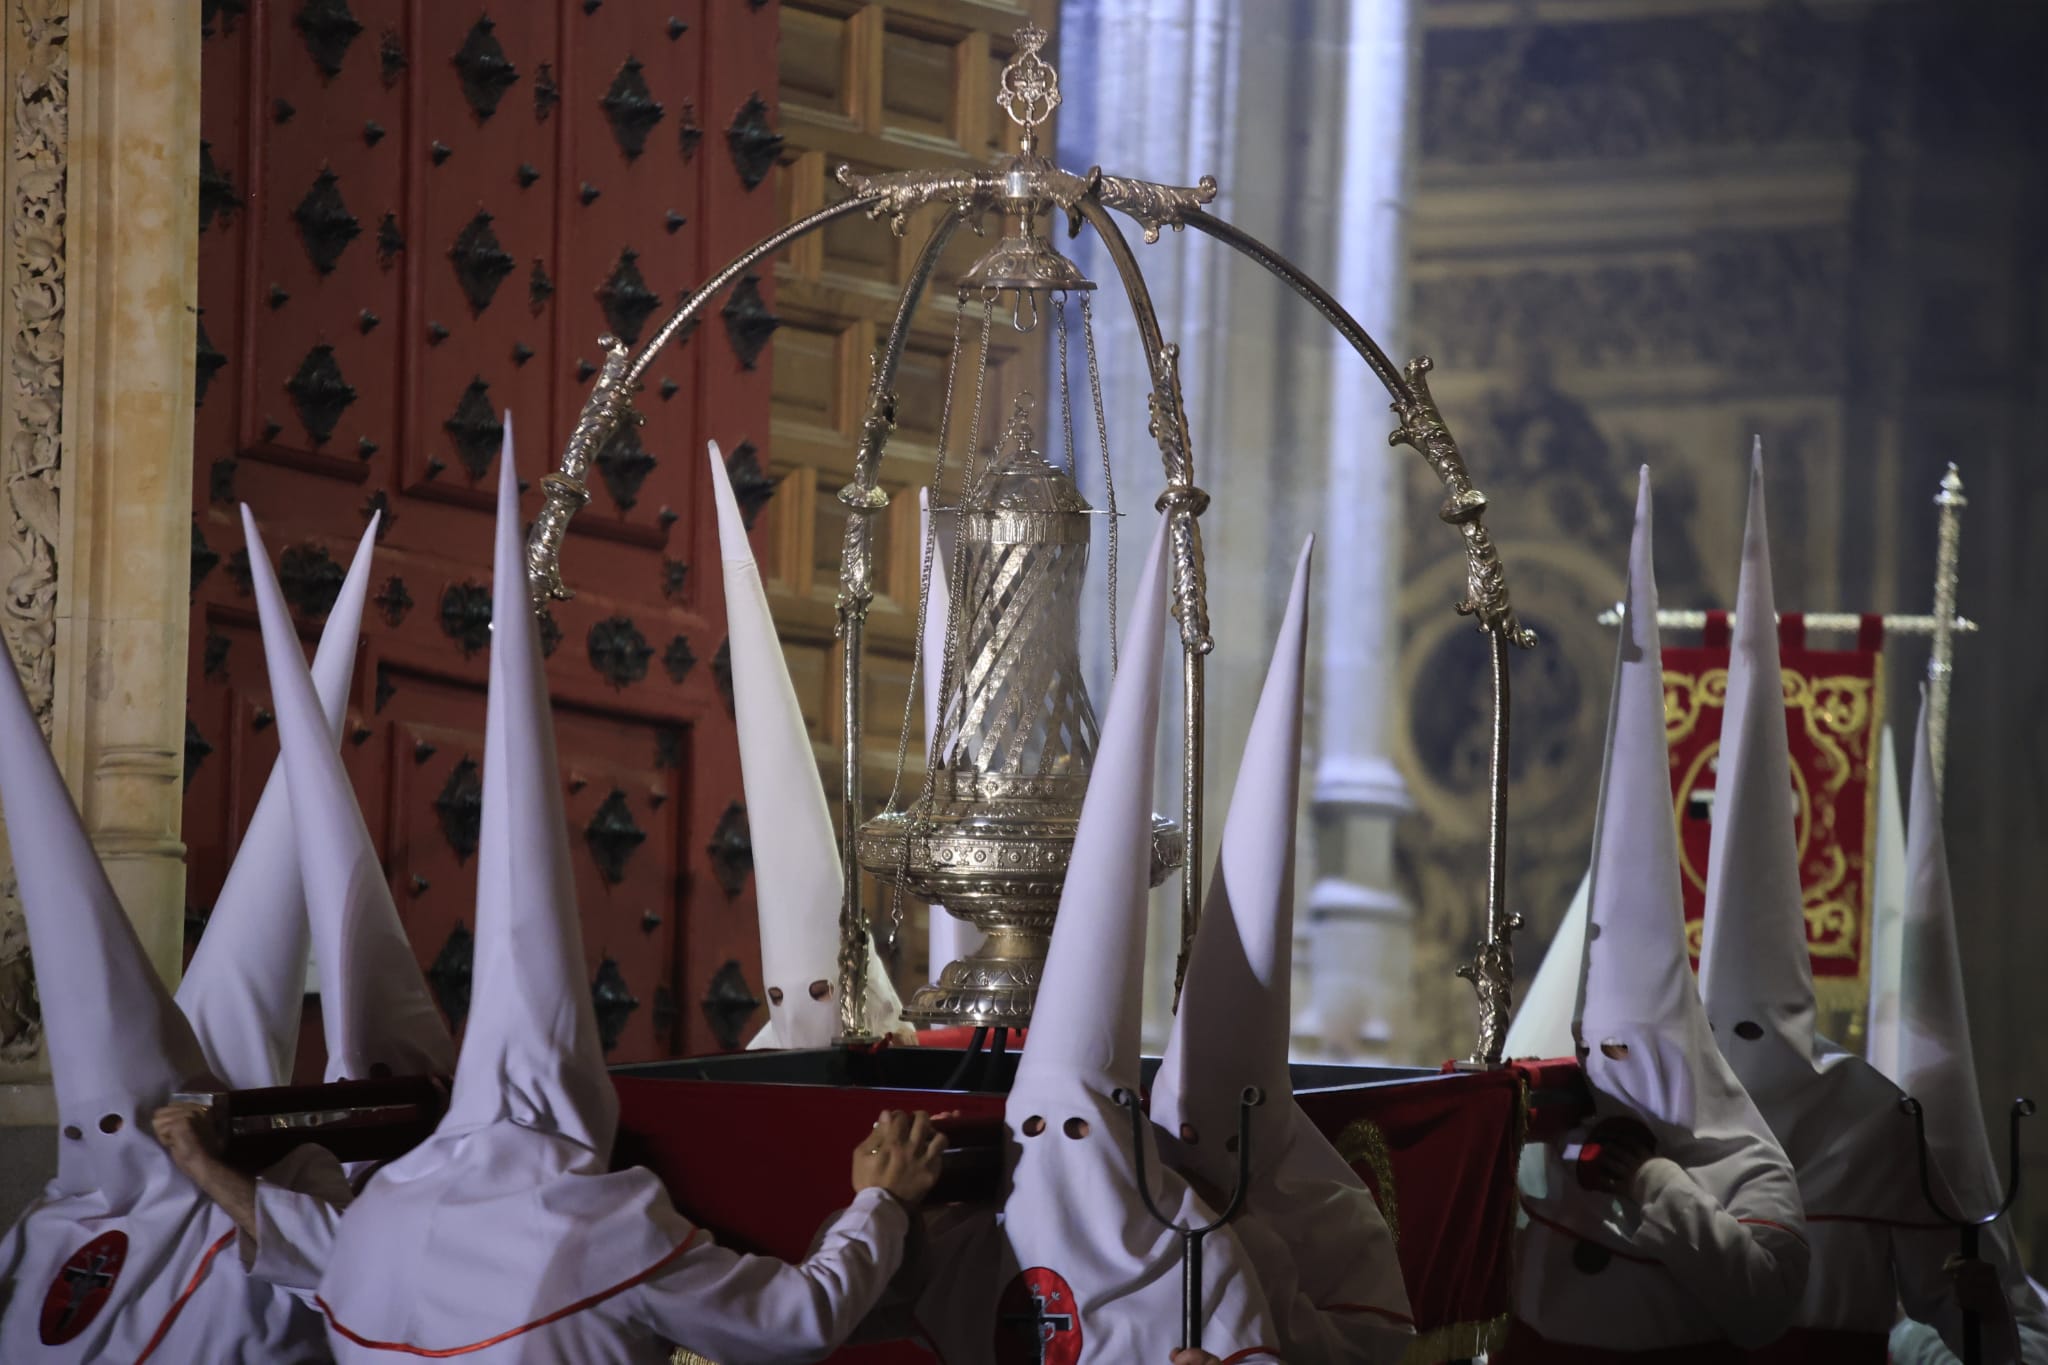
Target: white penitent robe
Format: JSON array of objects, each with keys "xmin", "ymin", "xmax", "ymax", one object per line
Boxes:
[
  {"xmin": 1890, "ymin": 1280, "xmax": 2048, "ymax": 1365},
  {"xmin": 1513, "ymin": 1144, "xmax": 1811, "ymax": 1355},
  {"xmin": 240, "ymin": 1146, "xmax": 358, "ymax": 1296},
  {"xmin": 0, "ymin": 1161, "xmax": 335, "ymax": 1364},
  {"xmin": 318, "ymin": 1161, "xmax": 909, "ymax": 1365},
  {"xmin": 1734, "ymin": 1049, "xmax": 2024, "ymax": 1364}
]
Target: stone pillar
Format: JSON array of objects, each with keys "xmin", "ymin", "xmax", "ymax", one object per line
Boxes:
[
  {"xmin": 0, "ymin": 0, "xmax": 201, "ymax": 1147},
  {"xmin": 1294, "ymin": 0, "xmax": 1420, "ymax": 1062},
  {"xmin": 1059, "ymin": 0, "xmax": 1420, "ymax": 1049}
]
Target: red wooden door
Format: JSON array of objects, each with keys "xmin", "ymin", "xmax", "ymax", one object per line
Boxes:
[{"xmin": 188, "ymin": 0, "xmax": 786, "ymax": 1070}]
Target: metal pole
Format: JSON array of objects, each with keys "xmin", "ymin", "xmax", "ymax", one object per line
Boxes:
[{"xmin": 1929, "ymin": 465, "xmax": 1966, "ymax": 802}]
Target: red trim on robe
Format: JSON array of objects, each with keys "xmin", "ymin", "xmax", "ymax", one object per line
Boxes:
[
  {"xmin": 1517, "ymin": 1198, "xmax": 1658, "ymax": 1266},
  {"xmin": 1735, "ymin": 1217, "xmax": 1808, "ymax": 1244},
  {"xmin": 132, "ymin": 1230, "xmax": 237, "ymax": 1365},
  {"xmin": 1320, "ymin": 1302, "xmax": 1417, "ymax": 1327},
  {"xmin": 1215, "ymin": 1348, "xmax": 1281, "ymax": 1364},
  {"xmin": 315, "ymin": 1229, "xmax": 701, "ymax": 1356}
]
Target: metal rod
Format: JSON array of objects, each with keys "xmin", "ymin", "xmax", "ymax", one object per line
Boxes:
[
  {"xmin": 1929, "ymin": 465, "xmax": 1967, "ymax": 802},
  {"xmin": 1899, "ymin": 1094, "xmax": 2033, "ymax": 1365},
  {"xmin": 1116, "ymin": 1085, "xmax": 1263, "ymax": 1353},
  {"xmin": 527, "ymin": 197, "xmax": 879, "ymax": 606},
  {"xmin": 832, "ymin": 212, "xmax": 967, "ymax": 1041},
  {"xmin": 1595, "ymin": 607, "xmax": 1977, "ymax": 635},
  {"xmin": 1072, "ymin": 196, "xmax": 1213, "ymax": 1007}
]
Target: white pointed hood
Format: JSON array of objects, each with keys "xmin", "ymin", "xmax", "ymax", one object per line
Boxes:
[
  {"xmin": 920, "ymin": 486, "xmax": 981, "ymax": 982},
  {"xmin": 177, "ymin": 520, "xmax": 378, "ymax": 1090},
  {"xmin": 243, "ymin": 508, "xmax": 454, "ymax": 1084},
  {"xmin": 1505, "ymin": 871, "xmax": 1589, "ymax": 1060},
  {"xmin": 1884, "ymin": 693, "xmax": 2048, "ymax": 1351},
  {"xmin": 709, "ymin": 441, "xmax": 906, "ymax": 1047},
  {"xmin": 1699, "ymin": 448, "xmax": 1822, "ymax": 1091},
  {"xmin": 315, "ymin": 420, "xmax": 686, "ymax": 1347},
  {"xmin": 969, "ymin": 514, "xmax": 1279, "ymax": 1361},
  {"xmin": 1694, "ymin": 449, "xmax": 1921, "ymax": 1231},
  {"xmin": 1575, "ymin": 470, "xmax": 1793, "ymax": 1207},
  {"xmin": 1862, "ymin": 724, "xmax": 1908, "ymax": 1080},
  {"xmin": 1153, "ymin": 538, "xmax": 1413, "ymax": 1352},
  {"xmin": 437, "ymin": 420, "xmax": 614, "ymax": 1149},
  {"xmin": 0, "ymin": 640, "xmax": 213, "ymax": 1207},
  {"xmin": 1892, "ymin": 693, "xmax": 2000, "ymax": 1212}
]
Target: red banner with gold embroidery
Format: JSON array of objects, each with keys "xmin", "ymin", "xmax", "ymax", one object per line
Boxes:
[{"xmin": 1662, "ymin": 626, "xmax": 1883, "ymax": 1016}]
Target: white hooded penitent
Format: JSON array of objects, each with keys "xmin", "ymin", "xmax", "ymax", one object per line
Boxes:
[
  {"xmin": 177, "ymin": 518, "xmax": 379, "ymax": 1091},
  {"xmin": 316, "ymin": 423, "xmax": 915, "ymax": 1365},
  {"xmin": 244, "ymin": 507, "xmax": 454, "ymax": 1086},
  {"xmin": 314, "ymin": 421, "xmax": 687, "ymax": 1354},
  {"xmin": 710, "ymin": 441, "xmax": 909, "ymax": 1048},
  {"xmin": 1153, "ymin": 537, "xmax": 1413, "ymax": 1362},
  {"xmin": 1884, "ymin": 692, "xmax": 2048, "ymax": 1351},
  {"xmin": 1512, "ymin": 468, "xmax": 1808, "ymax": 1355},
  {"xmin": 0, "ymin": 562, "xmax": 327, "ymax": 1360},
  {"xmin": 1696, "ymin": 450, "xmax": 2016, "ymax": 1356},
  {"xmin": 917, "ymin": 514, "xmax": 1282, "ymax": 1364}
]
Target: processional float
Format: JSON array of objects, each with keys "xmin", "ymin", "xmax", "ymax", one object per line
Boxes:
[
  {"xmin": 197, "ymin": 28, "xmax": 1579, "ymax": 1363},
  {"xmin": 516, "ymin": 28, "xmax": 1561, "ymax": 1361}
]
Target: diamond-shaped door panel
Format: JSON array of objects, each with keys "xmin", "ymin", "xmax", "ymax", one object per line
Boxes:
[
  {"xmin": 410, "ymin": 3, "xmax": 561, "ymax": 497},
  {"xmin": 241, "ymin": 7, "xmax": 406, "ymax": 481},
  {"xmin": 551, "ymin": 2, "xmax": 700, "ymax": 557}
]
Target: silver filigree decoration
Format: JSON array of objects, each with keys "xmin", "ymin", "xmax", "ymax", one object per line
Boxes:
[
  {"xmin": 1, "ymin": 0, "xmax": 69, "ymax": 1063},
  {"xmin": 996, "ymin": 24, "xmax": 1060, "ymax": 132}
]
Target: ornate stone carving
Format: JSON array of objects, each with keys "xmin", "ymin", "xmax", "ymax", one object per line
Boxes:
[
  {"xmin": 1408, "ymin": 230, "xmax": 1851, "ymax": 380},
  {"xmin": 1, "ymin": 0, "xmax": 70, "ymax": 1061},
  {"xmin": 1419, "ymin": 11, "xmax": 1858, "ymax": 166}
]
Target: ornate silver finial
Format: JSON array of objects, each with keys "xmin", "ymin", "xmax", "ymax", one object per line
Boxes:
[{"xmin": 997, "ymin": 24, "xmax": 1060, "ymax": 132}]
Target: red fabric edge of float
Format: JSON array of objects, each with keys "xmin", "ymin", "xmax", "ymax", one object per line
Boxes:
[
  {"xmin": 132, "ymin": 1229, "xmax": 238, "ymax": 1365},
  {"xmin": 315, "ymin": 1228, "xmax": 702, "ymax": 1356}
]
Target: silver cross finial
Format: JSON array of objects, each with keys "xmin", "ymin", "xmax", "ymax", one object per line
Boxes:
[{"xmin": 997, "ymin": 24, "xmax": 1060, "ymax": 131}]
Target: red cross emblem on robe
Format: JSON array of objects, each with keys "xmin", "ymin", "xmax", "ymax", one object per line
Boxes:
[
  {"xmin": 996, "ymin": 1266, "xmax": 1082, "ymax": 1365},
  {"xmin": 40, "ymin": 1229, "xmax": 128, "ymax": 1345}
]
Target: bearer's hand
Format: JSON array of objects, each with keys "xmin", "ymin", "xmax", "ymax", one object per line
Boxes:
[
  {"xmin": 1943, "ymin": 1252, "xmax": 2005, "ymax": 1315},
  {"xmin": 851, "ymin": 1110, "xmax": 947, "ymax": 1207},
  {"xmin": 151, "ymin": 1103, "xmax": 223, "ymax": 1176},
  {"xmin": 1583, "ymin": 1126, "xmax": 1656, "ymax": 1198},
  {"xmin": 1170, "ymin": 1352, "xmax": 1223, "ymax": 1365}
]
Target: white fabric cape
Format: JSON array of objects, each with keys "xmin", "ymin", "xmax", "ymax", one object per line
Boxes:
[{"xmin": 1152, "ymin": 537, "xmax": 1412, "ymax": 1361}]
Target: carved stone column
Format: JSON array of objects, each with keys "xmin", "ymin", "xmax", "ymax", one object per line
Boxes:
[{"xmin": 0, "ymin": 0, "xmax": 200, "ymax": 1133}]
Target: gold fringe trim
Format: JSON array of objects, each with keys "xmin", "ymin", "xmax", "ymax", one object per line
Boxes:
[
  {"xmin": 1400, "ymin": 1312, "xmax": 1509, "ymax": 1363},
  {"xmin": 672, "ymin": 1351, "xmax": 718, "ymax": 1365}
]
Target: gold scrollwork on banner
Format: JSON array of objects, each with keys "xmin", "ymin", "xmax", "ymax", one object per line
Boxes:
[
  {"xmin": 1663, "ymin": 668, "xmax": 1728, "ymax": 748},
  {"xmin": 1336, "ymin": 1119, "xmax": 1401, "ymax": 1247}
]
